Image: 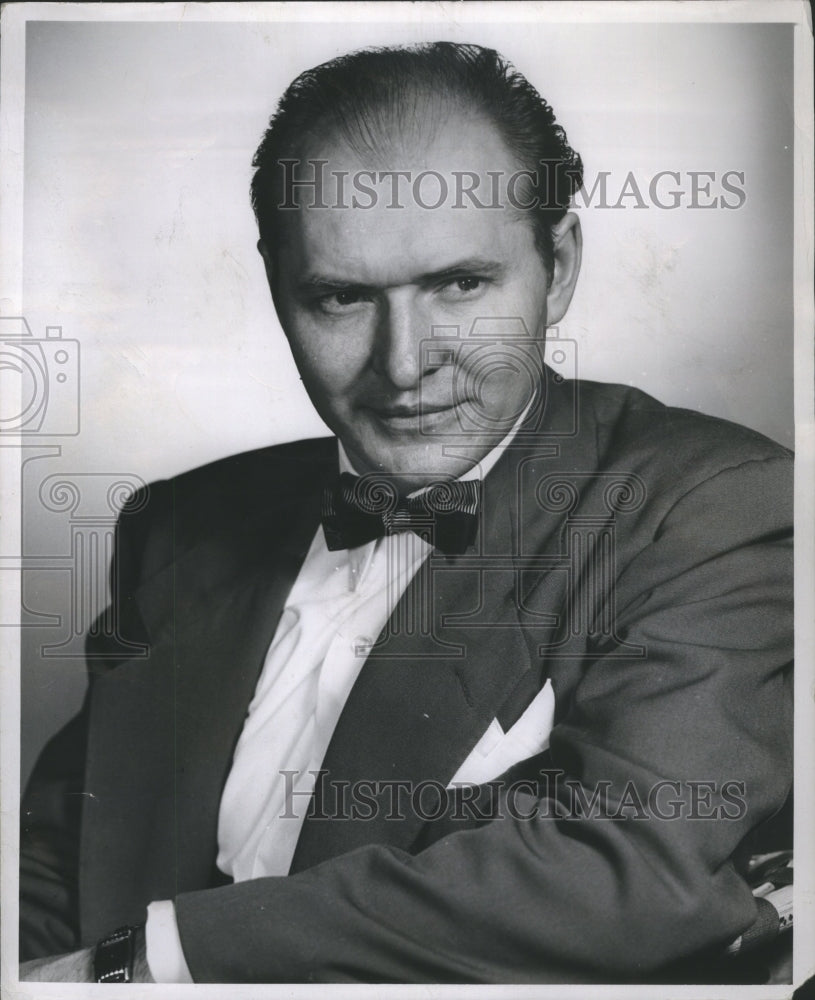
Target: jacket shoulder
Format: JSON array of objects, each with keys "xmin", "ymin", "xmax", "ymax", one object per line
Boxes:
[
  {"xmin": 125, "ymin": 436, "xmax": 335, "ymax": 513},
  {"xmin": 174, "ymin": 436, "xmax": 336, "ymax": 486},
  {"xmin": 115, "ymin": 437, "xmax": 336, "ymax": 575},
  {"xmin": 574, "ymin": 379, "xmax": 791, "ymax": 473}
]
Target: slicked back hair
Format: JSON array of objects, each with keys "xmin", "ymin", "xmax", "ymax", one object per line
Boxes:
[{"xmin": 251, "ymin": 41, "xmax": 583, "ymax": 275}]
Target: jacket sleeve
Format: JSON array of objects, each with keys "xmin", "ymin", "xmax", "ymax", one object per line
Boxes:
[
  {"xmin": 19, "ymin": 700, "xmax": 89, "ymax": 960},
  {"xmin": 172, "ymin": 454, "xmax": 794, "ymax": 983},
  {"xmin": 19, "ymin": 481, "xmax": 163, "ymax": 961}
]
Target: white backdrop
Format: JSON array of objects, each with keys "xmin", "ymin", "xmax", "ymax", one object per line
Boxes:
[
  {"xmin": 23, "ymin": 18, "xmax": 794, "ymax": 474},
  {"xmin": 18, "ymin": 14, "xmax": 795, "ymax": 778}
]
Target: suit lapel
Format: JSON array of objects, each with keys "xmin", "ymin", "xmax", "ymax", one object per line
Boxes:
[
  {"xmin": 81, "ymin": 445, "xmax": 332, "ymax": 936},
  {"xmin": 165, "ymin": 464, "xmax": 331, "ymax": 892},
  {"xmin": 292, "ymin": 376, "xmax": 591, "ymax": 869}
]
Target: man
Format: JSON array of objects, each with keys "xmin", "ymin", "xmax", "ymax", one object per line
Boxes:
[{"xmin": 20, "ymin": 42, "xmax": 793, "ymax": 983}]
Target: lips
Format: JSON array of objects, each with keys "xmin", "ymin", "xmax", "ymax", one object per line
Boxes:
[
  {"xmin": 365, "ymin": 400, "xmax": 464, "ymax": 433},
  {"xmin": 373, "ymin": 402, "xmax": 456, "ymax": 419}
]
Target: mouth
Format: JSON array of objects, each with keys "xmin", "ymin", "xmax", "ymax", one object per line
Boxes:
[{"xmin": 367, "ymin": 400, "xmax": 462, "ymax": 430}]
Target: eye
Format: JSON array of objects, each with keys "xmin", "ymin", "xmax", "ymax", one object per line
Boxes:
[
  {"xmin": 438, "ymin": 275, "xmax": 488, "ymax": 301},
  {"xmin": 455, "ymin": 277, "xmax": 481, "ymax": 293},
  {"xmin": 317, "ymin": 288, "xmax": 371, "ymax": 314}
]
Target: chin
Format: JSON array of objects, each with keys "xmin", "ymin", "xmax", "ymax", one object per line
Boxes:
[{"xmin": 367, "ymin": 443, "xmax": 476, "ymax": 486}]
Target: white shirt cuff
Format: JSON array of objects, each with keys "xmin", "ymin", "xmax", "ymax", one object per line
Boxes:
[{"xmin": 145, "ymin": 899, "xmax": 194, "ymax": 983}]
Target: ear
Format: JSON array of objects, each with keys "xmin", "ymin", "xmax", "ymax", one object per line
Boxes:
[
  {"xmin": 258, "ymin": 238, "xmax": 275, "ymax": 292},
  {"xmin": 545, "ymin": 212, "xmax": 582, "ymax": 326},
  {"xmin": 258, "ymin": 238, "xmax": 288, "ymax": 329}
]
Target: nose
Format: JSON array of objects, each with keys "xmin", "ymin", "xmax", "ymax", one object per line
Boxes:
[{"xmin": 372, "ymin": 292, "xmax": 436, "ymax": 391}]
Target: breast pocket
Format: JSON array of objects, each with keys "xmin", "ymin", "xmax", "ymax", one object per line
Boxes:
[{"xmin": 447, "ymin": 679, "xmax": 556, "ymax": 787}]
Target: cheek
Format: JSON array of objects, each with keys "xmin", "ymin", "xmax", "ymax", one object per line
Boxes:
[
  {"xmin": 457, "ymin": 276, "xmax": 548, "ymax": 339},
  {"xmin": 505, "ymin": 283, "xmax": 549, "ymax": 334},
  {"xmin": 286, "ymin": 321, "xmax": 366, "ymax": 401}
]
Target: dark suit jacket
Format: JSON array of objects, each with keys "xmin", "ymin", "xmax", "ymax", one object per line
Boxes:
[{"xmin": 20, "ymin": 373, "xmax": 794, "ymax": 983}]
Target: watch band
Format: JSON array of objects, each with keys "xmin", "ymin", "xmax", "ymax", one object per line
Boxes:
[{"xmin": 94, "ymin": 925, "xmax": 138, "ymax": 983}]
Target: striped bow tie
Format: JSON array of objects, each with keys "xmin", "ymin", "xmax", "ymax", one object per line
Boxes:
[{"xmin": 321, "ymin": 473, "xmax": 480, "ymax": 555}]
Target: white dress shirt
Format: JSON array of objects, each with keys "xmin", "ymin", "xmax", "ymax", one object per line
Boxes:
[{"xmin": 145, "ymin": 411, "xmax": 556, "ymax": 982}]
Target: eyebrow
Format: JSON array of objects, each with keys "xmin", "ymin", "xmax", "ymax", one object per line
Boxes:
[
  {"xmin": 296, "ymin": 257, "xmax": 506, "ymax": 295},
  {"xmin": 419, "ymin": 258, "xmax": 506, "ymax": 284}
]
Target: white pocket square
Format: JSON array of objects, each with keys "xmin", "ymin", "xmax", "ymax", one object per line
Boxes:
[{"xmin": 447, "ymin": 679, "xmax": 556, "ymax": 787}]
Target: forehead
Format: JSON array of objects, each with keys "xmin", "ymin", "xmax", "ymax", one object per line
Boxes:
[{"xmin": 277, "ymin": 115, "xmax": 538, "ymax": 282}]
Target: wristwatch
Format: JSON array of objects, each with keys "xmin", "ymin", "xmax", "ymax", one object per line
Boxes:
[{"xmin": 94, "ymin": 925, "xmax": 138, "ymax": 983}]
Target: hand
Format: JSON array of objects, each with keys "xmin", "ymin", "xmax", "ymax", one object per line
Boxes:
[
  {"xmin": 19, "ymin": 947, "xmax": 94, "ymax": 982},
  {"xmin": 19, "ymin": 927, "xmax": 155, "ymax": 983}
]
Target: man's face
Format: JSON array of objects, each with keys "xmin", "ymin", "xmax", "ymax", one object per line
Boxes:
[{"xmin": 264, "ymin": 115, "xmax": 580, "ymax": 488}]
